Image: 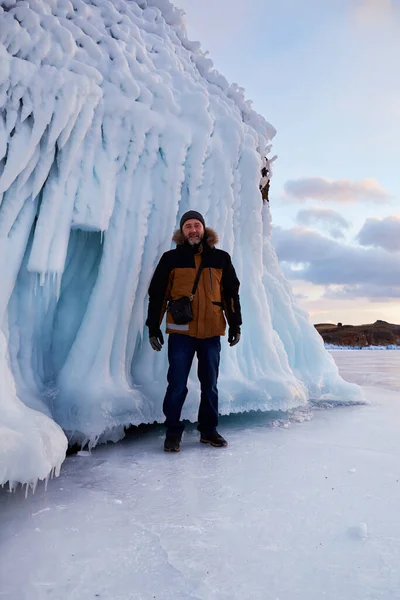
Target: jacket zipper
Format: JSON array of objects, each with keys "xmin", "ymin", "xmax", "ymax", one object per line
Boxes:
[{"xmin": 209, "ymin": 268, "xmax": 213, "ymax": 291}]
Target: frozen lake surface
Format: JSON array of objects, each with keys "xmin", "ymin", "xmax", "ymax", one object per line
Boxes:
[{"xmin": 1, "ymin": 351, "xmax": 400, "ymax": 600}]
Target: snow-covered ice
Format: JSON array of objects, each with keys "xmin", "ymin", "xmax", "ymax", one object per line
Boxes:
[
  {"xmin": 0, "ymin": 350, "xmax": 399, "ymax": 600},
  {"xmin": 0, "ymin": 0, "xmax": 362, "ymax": 487}
]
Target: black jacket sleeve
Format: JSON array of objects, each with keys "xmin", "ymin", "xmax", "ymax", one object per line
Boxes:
[
  {"xmin": 221, "ymin": 254, "xmax": 242, "ymax": 329},
  {"xmin": 146, "ymin": 253, "xmax": 172, "ymax": 333}
]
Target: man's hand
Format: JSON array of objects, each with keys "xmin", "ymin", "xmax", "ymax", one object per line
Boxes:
[
  {"xmin": 149, "ymin": 328, "xmax": 164, "ymax": 351},
  {"xmin": 228, "ymin": 326, "xmax": 241, "ymax": 347}
]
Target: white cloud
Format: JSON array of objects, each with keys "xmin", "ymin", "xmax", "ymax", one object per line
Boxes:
[
  {"xmin": 272, "ymin": 225, "xmax": 400, "ymax": 300},
  {"xmin": 357, "ymin": 215, "xmax": 400, "ymax": 252},
  {"xmin": 328, "ymin": 228, "xmax": 346, "ymax": 241},
  {"xmin": 352, "ymin": 0, "xmax": 400, "ymax": 25},
  {"xmin": 284, "ymin": 177, "xmax": 389, "ymax": 204},
  {"xmin": 294, "ymin": 292, "xmax": 309, "ymax": 300},
  {"xmin": 296, "ymin": 207, "xmax": 350, "ymax": 238},
  {"xmin": 324, "ymin": 283, "xmax": 400, "ymax": 301}
]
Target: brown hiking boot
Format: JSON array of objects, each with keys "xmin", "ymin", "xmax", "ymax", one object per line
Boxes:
[
  {"xmin": 200, "ymin": 432, "xmax": 228, "ymax": 448},
  {"xmin": 164, "ymin": 435, "xmax": 181, "ymax": 452}
]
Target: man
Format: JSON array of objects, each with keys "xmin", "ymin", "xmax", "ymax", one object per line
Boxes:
[{"xmin": 146, "ymin": 210, "xmax": 242, "ymax": 452}]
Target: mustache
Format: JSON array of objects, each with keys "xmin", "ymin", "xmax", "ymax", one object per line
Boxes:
[{"xmin": 186, "ymin": 233, "xmax": 203, "ymax": 245}]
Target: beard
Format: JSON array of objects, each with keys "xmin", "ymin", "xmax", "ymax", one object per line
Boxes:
[{"xmin": 186, "ymin": 233, "xmax": 204, "ymax": 246}]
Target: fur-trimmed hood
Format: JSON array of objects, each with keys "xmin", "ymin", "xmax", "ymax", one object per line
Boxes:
[{"xmin": 172, "ymin": 227, "xmax": 219, "ymax": 248}]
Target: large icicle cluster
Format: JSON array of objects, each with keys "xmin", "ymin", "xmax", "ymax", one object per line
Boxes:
[{"xmin": 0, "ymin": 0, "xmax": 363, "ymax": 486}]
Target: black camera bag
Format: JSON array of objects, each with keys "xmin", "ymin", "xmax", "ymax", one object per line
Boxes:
[{"xmin": 169, "ymin": 259, "xmax": 205, "ymax": 325}]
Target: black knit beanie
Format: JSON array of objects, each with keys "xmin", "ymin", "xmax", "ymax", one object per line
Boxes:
[{"xmin": 180, "ymin": 210, "xmax": 206, "ymax": 231}]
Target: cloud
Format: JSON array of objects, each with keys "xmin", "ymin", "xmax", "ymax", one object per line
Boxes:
[
  {"xmin": 324, "ymin": 283, "xmax": 400, "ymax": 301},
  {"xmin": 284, "ymin": 177, "xmax": 389, "ymax": 204},
  {"xmin": 272, "ymin": 225, "xmax": 400, "ymax": 300},
  {"xmin": 294, "ymin": 292, "xmax": 309, "ymax": 300},
  {"xmin": 352, "ymin": 0, "xmax": 400, "ymax": 25},
  {"xmin": 296, "ymin": 207, "xmax": 350, "ymax": 239},
  {"xmin": 357, "ymin": 215, "xmax": 400, "ymax": 252},
  {"xmin": 328, "ymin": 228, "xmax": 346, "ymax": 241}
]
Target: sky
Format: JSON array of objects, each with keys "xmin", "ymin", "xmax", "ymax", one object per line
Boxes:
[{"xmin": 174, "ymin": 0, "xmax": 400, "ymax": 325}]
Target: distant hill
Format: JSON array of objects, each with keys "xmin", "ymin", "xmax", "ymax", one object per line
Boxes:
[{"xmin": 315, "ymin": 320, "xmax": 400, "ymax": 347}]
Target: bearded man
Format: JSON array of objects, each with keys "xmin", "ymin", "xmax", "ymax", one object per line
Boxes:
[{"xmin": 146, "ymin": 210, "xmax": 242, "ymax": 452}]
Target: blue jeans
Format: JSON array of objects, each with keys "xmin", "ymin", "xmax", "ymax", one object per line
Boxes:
[{"xmin": 163, "ymin": 334, "xmax": 221, "ymax": 437}]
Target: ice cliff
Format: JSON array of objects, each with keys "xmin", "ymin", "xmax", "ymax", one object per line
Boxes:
[{"xmin": 0, "ymin": 0, "xmax": 363, "ymax": 487}]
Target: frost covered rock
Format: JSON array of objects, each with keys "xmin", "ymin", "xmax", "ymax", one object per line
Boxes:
[{"xmin": 0, "ymin": 0, "xmax": 363, "ymax": 485}]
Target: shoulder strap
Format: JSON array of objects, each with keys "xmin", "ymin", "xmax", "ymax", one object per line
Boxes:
[{"xmin": 190, "ymin": 257, "xmax": 205, "ymax": 300}]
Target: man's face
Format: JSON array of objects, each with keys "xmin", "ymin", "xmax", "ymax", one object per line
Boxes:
[{"xmin": 182, "ymin": 219, "xmax": 204, "ymax": 246}]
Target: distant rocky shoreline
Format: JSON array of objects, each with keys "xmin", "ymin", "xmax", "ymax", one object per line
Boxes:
[{"xmin": 315, "ymin": 320, "xmax": 400, "ymax": 348}]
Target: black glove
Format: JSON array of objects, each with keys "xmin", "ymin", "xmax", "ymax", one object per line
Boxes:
[
  {"xmin": 149, "ymin": 327, "xmax": 164, "ymax": 352},
  {"xmin": 228, "ymin": 326, "xmax": 241, "ymax": 347}
]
